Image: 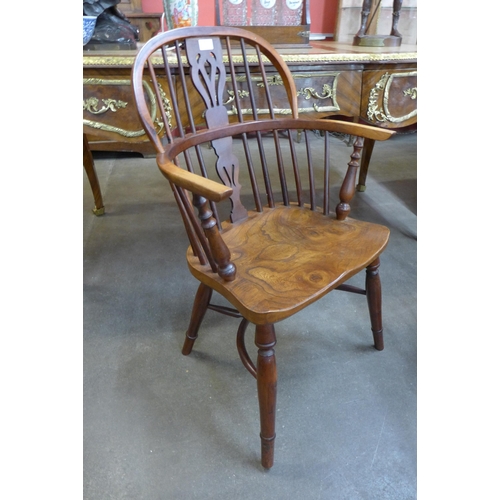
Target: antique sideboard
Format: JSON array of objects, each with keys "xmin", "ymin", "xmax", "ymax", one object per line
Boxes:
[{"xmin": 83, "ymin": 41, "xmax": 416, "ymax": 213}]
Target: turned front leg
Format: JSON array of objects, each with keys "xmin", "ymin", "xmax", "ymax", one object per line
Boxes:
[
  {"xmin": 255, "ymin": 324, "xmax": 277, "ymax": 469},
  {"xmin": 366, "ymin": 257, "xmax": 384, "ymax": 350}
]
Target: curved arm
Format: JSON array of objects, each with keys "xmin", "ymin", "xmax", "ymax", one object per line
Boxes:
[
  {"xmin": 157, "ymin": 153, "xmax": 233, "ymax": 203},
  {"xmin": 297, "ymin": 118, "xmax": 396, "ymax": 142},
  {"xmin": 165, "ymin": 120, "xmax": 395, "ymax": 154},
  {"xmin": 157, "ymin": 152, "xmax": 236, "ymax": 281}
]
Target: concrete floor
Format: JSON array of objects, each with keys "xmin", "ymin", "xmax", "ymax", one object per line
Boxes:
[{"xmin": 83, "ymin": 132, "xmax": 416, "ymax": 499}]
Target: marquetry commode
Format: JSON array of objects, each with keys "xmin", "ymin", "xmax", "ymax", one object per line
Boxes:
[{"xmin": 83, "ymin": 41, "xmax": 416, "ymax": 157}]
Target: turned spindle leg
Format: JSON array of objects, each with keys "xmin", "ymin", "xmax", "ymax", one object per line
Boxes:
[
  {"xmin": 366, "ymin": 257, "xmax": 384, "ymax": 351},
  {"xmin": 182, "ymin": 283, "xmax": 213, "ymax": 355},
  {"xmin": 255, "ymin": 324, "xmax": 277, "ymax": 469}
]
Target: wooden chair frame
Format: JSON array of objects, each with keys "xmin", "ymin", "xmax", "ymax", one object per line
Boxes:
[{"xmin": 131, "ymin": 26, "xmax": 394, "ymax": 469}]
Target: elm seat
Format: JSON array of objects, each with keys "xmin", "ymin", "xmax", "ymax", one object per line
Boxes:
[
  {"xmin": 188, "ymin": 205, "xmax": 390, "ymax": 325},
  {"xmin": 131, "ymin": 26, "xmax": 395, "ymax": 469}
]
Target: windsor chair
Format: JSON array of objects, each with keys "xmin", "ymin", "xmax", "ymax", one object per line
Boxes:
[{"xmin": 131, "ymin": 26, "xmax": 394, "ymax": 469}]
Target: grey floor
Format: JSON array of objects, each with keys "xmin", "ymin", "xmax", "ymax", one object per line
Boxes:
[{"xmin": 83, "ymin": 132, "xmax": 417, "ymax": 499}]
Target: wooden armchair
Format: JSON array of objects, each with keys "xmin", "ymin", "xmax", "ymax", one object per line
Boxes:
[{"xmin": 131, "ymin": 26, "xmax": 394, "ymax": 469}]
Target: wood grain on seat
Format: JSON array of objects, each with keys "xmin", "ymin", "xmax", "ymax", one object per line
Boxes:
[{"xmin": 188, "ymin": 205, "xmax": 390, "ymax": 324}]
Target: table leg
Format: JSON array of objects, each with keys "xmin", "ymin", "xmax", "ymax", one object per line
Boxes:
[
  {"xmin": 83, "ymin": 134, "xmax": 105, "ymax": 215},
  {"xmin": 357, "ymin": 137, "xmax": 375, "ymax": 192}
]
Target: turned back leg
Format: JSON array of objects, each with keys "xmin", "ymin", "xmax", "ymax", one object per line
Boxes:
[
  {"xmin": 182, "ymin": 283, "xmax": 213, "ymax": 355},
  {"xmin": 366, "ymin": 257, "xmax": 384, "ymax": 350}
]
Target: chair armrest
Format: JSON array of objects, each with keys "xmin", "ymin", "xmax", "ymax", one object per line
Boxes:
[
  {"xmin": 157, "ymin": 152, "xmax": 236, "ymax": 282},
  {"xmin": 157, "ymin": 153, "xmax": 233, "ymax": 203},
  {"xmin": 293, "ymin": 118, "xmax": 396, "ymax": 142}
]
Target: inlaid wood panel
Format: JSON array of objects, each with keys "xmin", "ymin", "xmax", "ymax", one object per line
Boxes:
[
  {"xmin": 83, "ymin": 69, "xmax": 173, "ymax": 147},
  {"xmin": 361, "ymin": 68, "xmax": 417, "ymax": 128},
  {"xmin": 245, "ymin": 70, "xmax": 362, "ymax": 118}
]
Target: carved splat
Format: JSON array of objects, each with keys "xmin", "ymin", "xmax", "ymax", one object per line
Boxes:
[{"xmin": 185, "ymin": 38, "xmax": 247, "ymax": 223}]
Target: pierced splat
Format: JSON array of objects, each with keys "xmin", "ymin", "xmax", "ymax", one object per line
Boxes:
[{"xmin": 185, "ymin": 38, "xmax": 247, "ymax": 223}]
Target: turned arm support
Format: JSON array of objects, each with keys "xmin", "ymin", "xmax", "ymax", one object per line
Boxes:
[
  {"xmin": 157, "ymin": 153, "xmax": 236, "ymax": 282},
  {"xmin": 192, "ymin": 193, "xmax": 237, "ymax": 282},
  {"xmin": 157, "ymin": 153, "xmax": 233, "ymax": 203}
]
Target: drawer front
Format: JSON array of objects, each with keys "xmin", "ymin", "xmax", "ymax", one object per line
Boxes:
[
  {"xmin": 83, "ymin": 71, "xmax": 172, "ymax": 144},
  {"xmin": 294, "ymin": 70, "xmax": 361, "ymax": 118},
  {"xmin": 224, "ymin": 70, "xmax": 361, "ymax": 119},
  {"xmin": 361, "ymin": 69, "xmax": 417, "ymax": 128}
]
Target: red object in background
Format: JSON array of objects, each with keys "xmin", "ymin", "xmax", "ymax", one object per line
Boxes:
[
  {"xmin": 221, "ymin": 0, "xmax": 247, "ymax": 26},
  {"xmin": 140, "ymin": 0, "xmax": 336, "ymax": 35},
  {"xmin": 250, "ymin": 0, "xmax": 278, "ymax": 26},
  {"xmin": 140, "ymin": 0, "xmax": 162, "ymax": 12},
  {"xmin": 279, "ymin": 0, "xmax": 303, "ymax": 26}
]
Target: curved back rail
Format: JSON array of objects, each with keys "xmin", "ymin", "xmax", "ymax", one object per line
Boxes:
[{"xmin": 132, "ymin": 26, "xmax": 299, "ymax": 154}]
